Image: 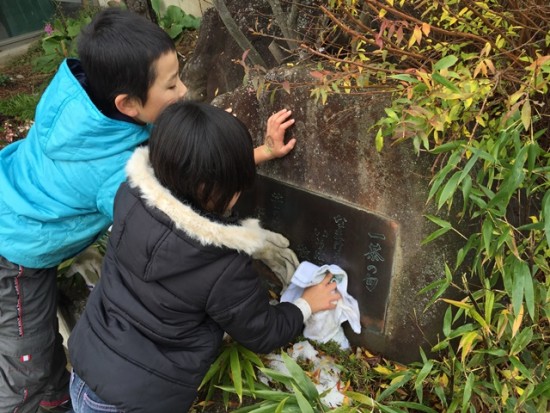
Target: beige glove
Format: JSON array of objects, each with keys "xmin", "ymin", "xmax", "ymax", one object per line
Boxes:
[{"xmin": 252, "ymin": 230, "xmax": 299, "ymax": 288}]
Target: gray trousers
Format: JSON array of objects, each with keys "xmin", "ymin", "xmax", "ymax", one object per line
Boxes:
[{"xmin": 0, "ymin": 257, "xmax": 70, "ymax": 413}]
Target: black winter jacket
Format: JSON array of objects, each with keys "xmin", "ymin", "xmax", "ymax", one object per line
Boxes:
[{"xmin": 68, "ymin": 147, "xmax": 305, "ymax": 412}]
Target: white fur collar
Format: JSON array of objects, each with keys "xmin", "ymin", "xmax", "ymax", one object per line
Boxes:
[{"xmin": 126, "ymin": 147, "xmax": 267, "ymax": 255}]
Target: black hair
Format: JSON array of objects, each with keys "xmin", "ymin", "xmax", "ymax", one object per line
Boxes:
[
  {"xmin": 77, "ymin": 8, "xmax": 176, "ymax": 114},
  {"xmin": 149, "ymin": 101, "xmax": 256, "ymax": 215}
]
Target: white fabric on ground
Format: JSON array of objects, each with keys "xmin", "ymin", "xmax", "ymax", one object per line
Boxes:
[{"xmin": 261, "ymin": 341, "xmax": 345, "ymax": 407}]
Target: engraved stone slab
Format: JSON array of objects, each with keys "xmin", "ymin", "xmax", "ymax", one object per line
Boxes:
[{"xmin": 235, "ymin": 175, "xmax": 398, "ymax": 334}]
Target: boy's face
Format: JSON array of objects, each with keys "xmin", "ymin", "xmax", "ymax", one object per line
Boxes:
[{"xmin": 134, "ymin": 51, "xmax": 187, "ymax": 124}]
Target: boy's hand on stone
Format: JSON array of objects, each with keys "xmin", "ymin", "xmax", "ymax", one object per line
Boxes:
[
  {"xmin": 301, "ymin": 273, "xmax": 342, "ymax": 313},
  {"xmin": 262, "ymin": 109, "xmax": 296, "ymax": 160}
]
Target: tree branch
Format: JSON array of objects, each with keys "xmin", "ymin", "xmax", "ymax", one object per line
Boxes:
[{"xmin": 212, "ymin": 0, "xmax": 267, "ymax": 68}]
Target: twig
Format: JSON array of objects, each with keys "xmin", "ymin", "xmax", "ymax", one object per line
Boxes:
[
  {"xmin": 320, "ymin": 5, "xmax": 428, "ymax": 67},
  {"xmin": 266, "ymin": 0, "xmax": 298, "ymax": 50},
  {"xmin": 300, "ymin": 44, "xmax": 406, "ymax": 74}
]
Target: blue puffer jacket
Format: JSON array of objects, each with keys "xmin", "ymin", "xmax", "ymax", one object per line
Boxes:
[{"xmin": 0, "ymin": 59, "xmax": 150, "ymax": 268}]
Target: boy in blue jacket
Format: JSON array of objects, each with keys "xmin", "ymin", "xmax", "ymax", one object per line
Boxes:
[{"xmin": 0, "ymin": 7, "xmax": 295, "ymax": 413}]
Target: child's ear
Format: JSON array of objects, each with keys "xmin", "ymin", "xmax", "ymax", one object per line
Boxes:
[{"xmin": 114, "ymin": 94, "xmax": 140, "ymax": 117}]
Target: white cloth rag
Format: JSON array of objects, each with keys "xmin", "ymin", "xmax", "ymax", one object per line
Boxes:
[{"xmin": 280, "ymin": 261, "xmax": 361, "ymax": 349}]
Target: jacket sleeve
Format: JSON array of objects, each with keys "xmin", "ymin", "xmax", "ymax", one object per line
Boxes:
[{"xmin": 206, "ymin": 254, "xmax": 304, "ymax": 354}]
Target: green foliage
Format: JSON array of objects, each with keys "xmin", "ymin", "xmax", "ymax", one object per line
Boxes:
[
  {"xmin": 0, "ymin": 73, "xmax": 12, "ymax": 87},
  {"xmin": 206, "ymin": 0, "xmax": 549, "ymax": 412},
  {"xmin": 32, "ymin": 6, "xmax": 100, "ymax": 73},
  {"xmin": 0, "ymin": 93, "xmax": 40, "ymax": 120},
  {"xmin": 198, "ymin": 340, "xmax": 264, "ymax": 409},
  {"xmin": 219, "ymin": 351, "xmax": 330, "ymax": 413},
  {"xmin": 150, "ymin": 0, "xmax": 200, "ymax": 40},
  {"xmin": 301, "ymin": 0, "xmax": 550, "ymax": 411}
]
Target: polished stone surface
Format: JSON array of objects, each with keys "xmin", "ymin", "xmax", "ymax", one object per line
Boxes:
[{"xmin": 236, "ymin": 174, "xmax": 398, "ymax": 334}]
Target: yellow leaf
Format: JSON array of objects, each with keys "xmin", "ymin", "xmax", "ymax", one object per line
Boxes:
[
  {"xmin": 458, "ymin": 331, "xmax": 480, "ymax": 362},
  {"xmin": 511, "ymin": 304, "xmax": 524, "ymax": 338},
  {"xmin": 516, "ymin": 386, "xmax": 524, "ymax": 396},
  {"xmin": 413, "ymin": 26, "xmax": 422, "ymax": 45},
  {"xmin": 480, "ymin": 42, "xmax": 491, "ymax": 57},
  {"xmin": 390, "ymin": 375, "xmax": 407, "ymax": 386},
  {"xmin": 496, "ymin": 35, "xmax": 506, "ymax": 49},
  {"xmin": 521, "ymin": 99, "xmax": 531, "ymax": 131},
  {"xmin": 502, "ymin": 383, "xmax": 509, "ymax": 405},
  {"xmin": 502, "ymin": 369, "xmax": 513, "ymax": 380},
  {"xmin": 374, "ymin": 365, "xmax": 393, "ymax": 375},
  {"xmin": 408, "ymin": 32, "xmax": 416, "ymax": 48},
  {"xmin": 509, "ymin": 90, "xmax": 524, "ymax": 105},
  {"xmin": 438, "ymin": 373, "xmax": 449, "ymax": 387},
  {"xmin": 364, "ymin": 349, "xmax": 375, "ymax": 358},
  {"xmin": 379, "ymin": 8, "xmax": 387, "ymax": 18},
  {"xmin": 442, "ymin": 298, "xmax": 473, "ymax": 310}
]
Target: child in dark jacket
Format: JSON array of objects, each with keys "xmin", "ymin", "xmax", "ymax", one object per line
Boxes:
[
  {"xmin": 68, "ymin": 101, "xmax": 341, "ymax": 413},
  {"xmin": 0, "ymin": 8, "xmax": 294, "ymax": 413}
]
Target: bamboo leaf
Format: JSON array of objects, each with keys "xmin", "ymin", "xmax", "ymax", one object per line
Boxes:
[
  {"xmin": 521, "ymin": 99, "xmax": 531, "ymax": 131},
  {"xmin": 443, "ymin": 306, "xmax": 453, "ymax": 337},
  {"xmin": 462, "ymin": 373, "xmax": 474, "ymax": 407},
  {"xmin": 389, "ymin": 74, "xmax": 420, "ymax": 83},
  {"xmin": 375, "ymin": 128, "xmax": 384, "ymax": 152},
  {"xmin": 230, "ymin": 347, "xmax": 243, "ymax": 403},
  {"xmin": 522, "ymin": 265, "xmax": 535, "ymax": 320},
  {"xmin": 239, "ymin": 345, "xmax": 264, "ymax": 367},
  {"xmin": 458, "ymin": 331, "xmax": 479, "ymax": 362},
  {"xmin": 509, "ymin": 355, "xmax": 532, "ymax": 379},
  {"xmin": 482, "ymin": 219, "xmax": 493, "ymax": 254},
  {"xmin": 388, "ymin": 401, "xmax": 438, "ymax": 413},
  {"xmin": 199, "ymin": 351, "xmax": 227, "ymax": 388},
  {"xmin": 434, "ymin": 55, "xmax": 458, "ymax": 71},
  {"xmin": 432, "ymin": 73, "xmax": 460, "ymax": 93},
  {"xmin": 291, "ymin": 383, "xmax": 315, "ymax": 413},
  {"xmin": 377, "ymin": 372, "xmax": 413, "ymax": 402},
  {"xmin": 282, "ymin": 352, "xmax": 318, "ymax": 401},
  {"xmin": 527, "ymin": 379, "xmax": 550, "ymax": 400},
  {"xmin": 487, "ymin": 145, "xmax": 528, "ymax": 211},
  {"xmin": 543, "ymin": 190, "xmax": 550, "ymax": 246},
  {"xmin": 425, "ymin": 214, "xmax": 452, "ymax": 228},
  {"xmin": 512, "ymin": 304, "xmax": 523, "ymax": 338},
  {"xmin": 510, "ymin": 328, "xmax": 533, "ymax": 355},
  {"xmin": 421, "ymin": 227, "xmax": 452, "ymax": 245},
  {"xmin": 526, "ymin": 142, "xmax": 540, "ymax": 172},
  {"xmin": 442, "ymin": 298, "xmax": 472, "ymax": 310},
  {"xmin": 438, "ymin": 171, "xmax": 462, "ymax": 209},
  {"xmin": 484, "ymin": 289, "xmax": 495, "ymax": 324},
  {"xmin": 259, "ymin": 368, "xmax": 293, "ymax": 388},
  {"xmin": 512, "ymin": 260, "xmax": 527, "ymax": 316},
  {"xmin": 429, "ymin": 140, "xmax": 465, "ymax": 154},
  {"xmin": 274, "ymin": 397, "xmax": 288, "ymax": 413},
  {"xmin": 414, "ymin": 360, "xmax": 434, "ymax": 402},
  {"xmin": 345, "ymin": 391, "xmax": 376, "ymax": 406}
]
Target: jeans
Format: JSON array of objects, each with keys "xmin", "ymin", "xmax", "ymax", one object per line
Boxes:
[{"xmin": 70, "ymin": 371, "xmax": 123, "ymax": 413}]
